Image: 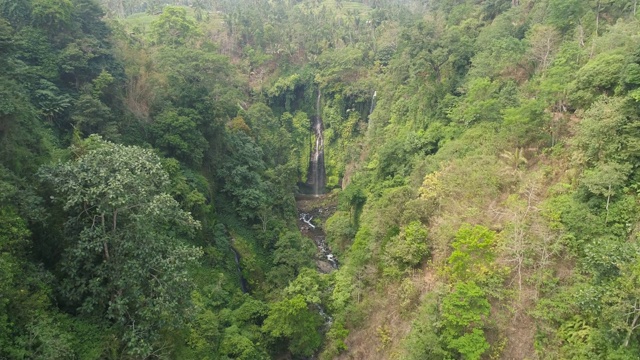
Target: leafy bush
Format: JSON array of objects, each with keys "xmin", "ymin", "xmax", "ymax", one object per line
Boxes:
[{"xmin": 384, "ymin": 221, "xmax": 430, "ymax": 274}]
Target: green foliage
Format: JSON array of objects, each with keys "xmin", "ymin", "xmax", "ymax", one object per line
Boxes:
[
  {"xmin": 0, "ymin": 206, "xmax": 106, "ymax": 359},
  {"xmin": 71, "ymin": 94, "xmax": 115, "ymax": 138},
  {"xmin": 219, "ymin": 131, "xmax": 268, "ymax": 220},
  {"xmin": 544, "ymin": 194, "xmax": 603, "ymax": 254},
  {"xmin": 330, "ymin": 264, "xmax": 358, "ymax": 311},
  {"xmin": 152, "ymin": 6, "xmax": 199, "ymax": 46},
  {"xmin": 11, "ymin": 315, "xmax": 74, "ymax": 359},
  {"xmin": 91, "ymin": 69, "xmax": 114, "ymax": 99},
  {"xmin": 325, "ymin": 210, "xmax": 356, "ymax": 253},
  {"xmin": 0, "ymin": 77, "xmax": 51, "ymax": 175},
  {"xmin": 40, "ymin": 136, "xmax": 202, "ymax": 356},
  {"xmin": 537, "ymin": 41, "xmax": 584, "ymax": 110},
  {"xmin": 571, "ymin": 53, "xmax": 626, "ymax": 107},
  {"xmin": 383, "ymin": 221, "xmax": 430, "ymax": 274},
  {"xmin": 501, "ymin": 98, "xmax": 549, "ymax": 146},
  {"xmin": 583, "ymin": 236, "xmax": 634, "ymax": 282},
  {"xmin": 151, "ymin": 108, "xmax": 208, "ymax": 166},
  {"xmin": 158, "ymin": 46, "xmax": 241, "ymax": 117},
  {"xmin": 402, "ymin": 292, "xmax": 448, "ymax": 360},
  {"xmin": 448, "ymin": 77, "xmax": 507, "ymax": 125},
  {"xmin": 339, "ymin": 183, "xmax": 366, "ymax": 206},
  {"xmin": 0, "ymin": 208, "xmax": 31, "ymax": 354},
  {"xmin": 573, "ymin": 97, "xmax": 640, "ymax": 167},
  {"xmin": 244, "ymin": 103, "xmax": 295, "ymax": 168},
  {"xmin": 581, "ymin": 162, "xmax": 631, "ymax": 201},
  {"xmin": 322, "ymin": 320, "xmax": 350, "ymax": 359},
  {"xmin": 268, "ymin": 231, "xmax": 315, "ymax": 288},
  {"xmin": 448, "ymin": 328, "xmax": 491, "ymax": 360},
  {"xmin": 469, "ymin": 23, "xmax": 525, "ymax": 80},
  {"xmin": 315, "ymin": 47, "xmax": 364, "ymax": 91},
  {"xmin": 0, "ymin": 18, "xmax": 14, "ymax": 60},
  {"xmin": 267, "ymin": 74, "xmax": 301, "ymax": 111},
  {"xmin": 375, "ymin": 133, "xmax": 433, "ymax": 181},
  {"xmin": 448, "ymin": 224, "xmax": 498, "ymax": 282},
  {"xmin": 284, "ymin": 268, "xmax": 327, "ymax": 305},
  {"xmin": 7, "ymin": 1, "xmax": 640, "ymax": 359},
  {"xmin": 161, "ymin": 158, "xmax": 209, "ymax": 216},
  {"xmin": 219, "ymin": 325, "xmax": 270, "ymax": 360},
  {"xmin": 525, "ymin": 24, "xmax": 560, "ymax": 73},
  {"xmin": 603, "ymin": 257, "xmax": 640, "ymax": 348},
  {"xmin": 441, "ymin": 281, "xmax": 491, "ymax": 360},
  {"xmin": 31, "ymin": 0, "xmax": 72, "ymax": 32},
  {"xmin": 262, "ymin": 294, "xmax": 323, "ymax": 357},
  {"xmin": 546, "ymin": 0, "xmax": 588, "ymax": 33}
]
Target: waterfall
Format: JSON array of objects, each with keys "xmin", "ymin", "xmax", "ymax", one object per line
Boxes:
[
  {"xmin": 369, "ymin": 90, "xmax": 377, "ymax": 117},
  {"xmin": 230, "ymin": 246, "xmax": 249, "ymax": 293},
  {"xmin": 306, "ymin": 88, "xmax": 326, "ymax": 195},
  {"xmin": 315, "ymin": 303, "xmax": 334, "ymax": 328}
]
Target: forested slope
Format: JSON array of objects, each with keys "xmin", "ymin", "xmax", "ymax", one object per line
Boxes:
[{"xmin": 3, "ymin": 0, "xmax": 640, "ymax": 359}]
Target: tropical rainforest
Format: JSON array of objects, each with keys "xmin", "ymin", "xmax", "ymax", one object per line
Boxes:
[{"xmin": 3, "ymin": 0, "xmax": 640, "ymax": 359}]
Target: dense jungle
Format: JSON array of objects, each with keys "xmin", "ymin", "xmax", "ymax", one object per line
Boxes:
[{"xmin": 3, "ymin": 0, "xmax": 640, "ymax": 359}]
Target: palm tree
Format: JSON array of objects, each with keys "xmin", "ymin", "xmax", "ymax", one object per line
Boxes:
[{"xmin": 500, "ymin": 148, "xmax": 528, "ymax": 171}]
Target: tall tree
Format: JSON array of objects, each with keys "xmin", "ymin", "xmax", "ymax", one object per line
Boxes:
[{"xmin": 40, "ymin": 136, "xmax": 202, "ymax": 357}]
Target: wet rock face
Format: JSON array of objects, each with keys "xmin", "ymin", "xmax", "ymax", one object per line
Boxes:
[
  {"xmin": 306, "ymin": 89, "xmax": 326, "ymax": 196},
  {"xmin": 316, "ymin": 260, "xmax": 335, "ymax": 274}
]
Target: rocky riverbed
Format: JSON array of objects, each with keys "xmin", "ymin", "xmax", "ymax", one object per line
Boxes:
[{"xmin": 296, "ymin": 194, "xmax": 338, "ymax": 274}]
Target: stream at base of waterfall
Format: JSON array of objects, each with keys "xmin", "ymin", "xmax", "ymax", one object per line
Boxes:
[
  {"xmin": 297, "ymin": 195, "xmax": 337, "ymax": 336},
  {"xmin": 296, "ymin": 196, "xmax": 338, "ymax": 274}
]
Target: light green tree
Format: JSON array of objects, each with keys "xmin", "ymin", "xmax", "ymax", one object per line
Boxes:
[
  {"xmin": 573, "ymin": 97, "xmax": 640, "ymax": 166},
  {"xmin": 152, "ymin": 6, "xmax": 200, "ymax": 46},
  {"xmin": 604, "ymin": 257, "xmax": 640, "ymax": 348},
  {"xmin": 262, "ymin": 294, "xmax": 323, "ymax": 357},
  {"xmin": 441, "ymin": 281, "xmax": 491, "ymax": 360},
  {"xmin": 384, "ymin": 221, "xmax": 430, "ymax": 273},
  {"xmin": 581, "ymin": 162, "xmax": 631, "ymax": 222},
  {"xmin": 448, "ymin": 224, "xmax": 498, "ymax": 282}
]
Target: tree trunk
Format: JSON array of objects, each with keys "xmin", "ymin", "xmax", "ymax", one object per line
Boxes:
[
  {"xmin": 117, "ymin": 0, "xmax": 125, "ymax": 18},
  {"xmin": 595, "ymin": 1, "xmax": 601, "ymax": 36},
  {"xmin": 112, "ymin": 209, "xmax": 117, "ymax": 234},
  {"xmin": 625, "ymin": 306, "xmax": 640, "ymax": 347},
  {"xmin": 102, "ymin": 213, "xmax": 110, "ymax": 260},
  {"xmin": 605, "ymin": 184, "xmax": 611, "ymax": 224}
]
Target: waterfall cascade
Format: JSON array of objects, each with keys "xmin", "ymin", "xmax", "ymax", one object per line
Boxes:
[
  {"xmin": 230, "ymin": 246, "xmax": 249, "ymax": 293},
  {"xmin": 299, "ymin": 211, "xmax": 338, "ymax": 270},
  {"xmin": 306, "ymin": 88, "xmax": 326, "ymax": 196},
  {"xmin": 369, "ymin": 90, "xmax": 377, "ymax": 116}
]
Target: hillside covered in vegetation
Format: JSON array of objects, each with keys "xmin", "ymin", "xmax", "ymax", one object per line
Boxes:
[{"xmin": 3, "ymin": 0, "xmax": 640, "ymax": 359}]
